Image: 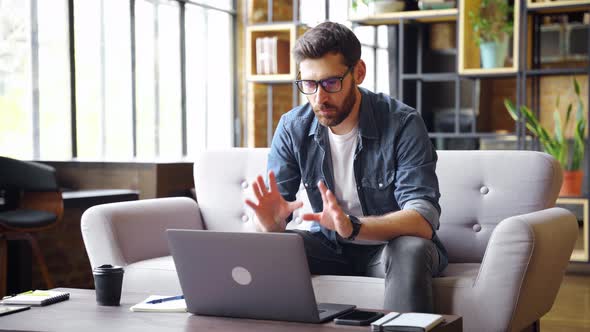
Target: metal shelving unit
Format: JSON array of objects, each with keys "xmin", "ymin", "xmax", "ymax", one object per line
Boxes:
[
  {"xmin": 351, "ymin": 0, "xmax": 589, "ymax": 155},
  {"xmin": 520, "ymin": 0, "xmax": 590, "ymax": 262}
]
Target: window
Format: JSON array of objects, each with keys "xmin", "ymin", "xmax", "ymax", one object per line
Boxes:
[
  {"xmin": 0, "ymin": 0, "xmax": 32, "ymax": 159},
  {"xmin": 354, "ymin": 25, "xmax": 389, "ymax": 95},
  {"xmin": 157, "ymin": 1, "xmax": 182, "ymax": 159},
  {"xmin": 1, "ymin": 0, "xmax": 235, "ymax": 161},
  {"xmin": 38, "ymin": 0, "xmax": 71, "ymax": 160},
  {"xmin": 75, "ymin": 0, "xmax": 132, "ymax": 160},
  {"xmin": 185, "ymin": 5, "xmax": 207, "ymax": 154},
  {"xmin": 135, "ymin": 0, "xmax": 157, "ymax": 159},
  {"xmin": 204, "ymin": 9, "xmax": 233, "ymax": 150}
]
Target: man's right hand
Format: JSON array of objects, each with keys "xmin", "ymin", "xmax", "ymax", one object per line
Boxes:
[{"xmin": 245, "ymin": 171, "xmax": 303, "ymax": 232}]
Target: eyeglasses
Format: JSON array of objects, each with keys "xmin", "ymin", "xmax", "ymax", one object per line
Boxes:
[{"xmin": 294, "ymin": 66, "xmax": 354, "ymax": 95}]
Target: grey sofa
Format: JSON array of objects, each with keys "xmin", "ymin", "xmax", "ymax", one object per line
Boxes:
[{"xmin": 81, "ymin": 149, "xmax": 577, "ymax": 332}]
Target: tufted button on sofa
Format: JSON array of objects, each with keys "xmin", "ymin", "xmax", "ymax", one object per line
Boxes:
[{"xmin": 81, "ymin": 149, "xmax": 577, "ymax": 332}]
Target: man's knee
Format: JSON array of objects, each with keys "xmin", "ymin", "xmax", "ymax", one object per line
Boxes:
[{"xmin": 382, "ymin": 236, "xmax": 435, "ymax": 272}]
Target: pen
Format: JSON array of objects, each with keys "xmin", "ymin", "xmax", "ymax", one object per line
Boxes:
[{"xmin": 146, "ymin": 295, "xmax": 184, "ymax": 304}]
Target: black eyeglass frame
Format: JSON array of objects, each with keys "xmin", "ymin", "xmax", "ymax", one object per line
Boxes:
[{"xmin": 294, "ymin": 66, "xmax": 354, "ymax": 95}]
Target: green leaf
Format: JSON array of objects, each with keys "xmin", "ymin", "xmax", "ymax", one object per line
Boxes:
[
  {"xmin": 553, "ymin": 111, "xmax": 563, "ymax": 144},
  {"xmin": 503, "ymin": 78, "xmax": 586, "ymax": 170},
  {"xmin": 504, "ymin": 99, "xmax": 519, "ymax": 120},
  {"xmin": 565, "ymin": 103, "xmax": 572, "ymax": 129}
]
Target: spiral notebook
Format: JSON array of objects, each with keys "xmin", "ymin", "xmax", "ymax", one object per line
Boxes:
[{"xmin": 0, "ymin": 290, "xmax": 70, "ymax": 306}]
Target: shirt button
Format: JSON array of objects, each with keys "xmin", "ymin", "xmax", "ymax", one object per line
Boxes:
[
  {"xmin": 304, "ymin": 183, "xmax": 309, "ymax": 188},
  {"xmin": 480, "ymin": 186, "xmax": 489, "ymax": 195},
  {"xmin": 242, "ymin": 215, "xmax": 249, "ymax": 223},
  {"xmin": 473, "ymin": 224, "xmax": 482, "ymax": 232},
  {"xmin": 357, "ymin": 186, "xmax": 361, "ymax": 190},
  {"xmin": 378, "ymin": 183, "xmax": 383, "ymax": 188},
  {"xmin": 295, "ymin": 217, "xmax": 302, "ymax": 224},
  {"xmin": 241, "ymin": 181, "xmax": 249, "ymax": 189}
]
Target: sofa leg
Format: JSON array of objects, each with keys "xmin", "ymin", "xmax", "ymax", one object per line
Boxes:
[{"xmin": 522, "ymin": 320, "xmax": 540, "ymax": 332}]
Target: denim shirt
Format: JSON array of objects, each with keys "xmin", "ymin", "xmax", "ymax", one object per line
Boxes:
[{"xmin": 267, "ymin": 87, "xmax": 448, "ymax": 274}]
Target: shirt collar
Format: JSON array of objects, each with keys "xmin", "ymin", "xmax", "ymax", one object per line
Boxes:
[{"xmin": 307, "ymin": 87, "xmax": 378, "ymax": 140}]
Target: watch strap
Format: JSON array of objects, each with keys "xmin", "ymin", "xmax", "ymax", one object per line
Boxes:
[{"xmin": 346, "ymin": 215, "xmax": 362, "ymax": 241}]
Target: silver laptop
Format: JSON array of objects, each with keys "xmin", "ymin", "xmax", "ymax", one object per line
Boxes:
[{"xmin": 166, "ymin": 229, "xmax": 356, "ymax": 323}]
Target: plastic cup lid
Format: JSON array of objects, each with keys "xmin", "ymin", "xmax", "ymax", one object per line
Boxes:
[{"xmin": 93, "ymin": 264, "xmax": 124, "ymax": 274}]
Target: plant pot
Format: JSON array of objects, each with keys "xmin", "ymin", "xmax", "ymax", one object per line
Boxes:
[
  {"xmin": 368, "ymin": 0, "xmax": 405, "ymax": 15},
  {"xmin": 559, "ymin": 170, "xmax": 583, "ymax": 197},
  {"xmin": 479, "ymin": 38, "xmax": 509, "ymax": 68}
]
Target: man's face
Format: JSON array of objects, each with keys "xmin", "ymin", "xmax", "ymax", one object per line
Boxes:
[{"xmin": 298, "ymin": 53, "xmax": 357, "ymax": 128}]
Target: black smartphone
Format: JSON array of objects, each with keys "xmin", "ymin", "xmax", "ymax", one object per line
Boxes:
[{"xmin": 333, "ymin": 309, "xmax": 385, "ymax": 326}]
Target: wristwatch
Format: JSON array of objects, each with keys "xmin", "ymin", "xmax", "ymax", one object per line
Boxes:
[{"xmin": 346, "ymin": 215, "xmax": 362, "ymax": 241}]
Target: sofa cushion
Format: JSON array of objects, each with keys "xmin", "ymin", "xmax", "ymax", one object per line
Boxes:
[
  {"xmin": 122, "ymin": 256, "xmax": 181, "ymax": 294},
  {"xmin": 313, "ymin": 263, "xmax": 479, "ymax": 310},
  {"xmin": 127, "ymin": 256, "xmax": 481, "ymax": 311}
]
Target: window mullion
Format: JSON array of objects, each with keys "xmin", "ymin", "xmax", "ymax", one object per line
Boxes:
[
  {"xmin": 153, "ymin": 0, "xmax": 160, "ymax": 157},
  {"xmin": 179, "ymin": 2, "xmax": 187, "ymax": 156},
  {"xmin": 68, "ymin": 0, "xmax": 78, "ymax": 158},
  {"xmin": 131, "ymin": 0, "xmax": 137, "ymax": 157},
  {"xmin": 30, "ymin": 0, "xmax": 40, "ymax": 159},
  {"xmin": 100, "ymin": 0, "xmax": 107, "ymax": 158},
  {"xmin": 203, "ymin": 9, "xmax": 208, "ymax": 148}
]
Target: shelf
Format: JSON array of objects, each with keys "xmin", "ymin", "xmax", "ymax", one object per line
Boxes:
[
  {"xmin": 525, "ymin": 67, "xmax": 589, "ymax": 76},
  {"xmin": 246, "ymin": 23, "xmax": 300, "ymax": 82},
  {"xmin": 428, "ymin": 132, "xmax": 518, "ymax": 138},
  {"xmin": 459, "ymin": 0, "xmax": 521, "ymax": 74},
  {"xmin": 527, "ymin": 0, "xmax": 590, "ymax": 13},
  {"xmin": 247, "ymin": 75, "xmax": 295, "ymax": 83},
  {"xmin": 402, "ymin": 73, "xmax": 458, "ymax": 81},
  {"xmin": 349, "ymin": 8, "xmax": 458, "ymax": 25},
  {"xmin": 556, "ymin": 197, "xmax": 589, "ymax": 262},
  {"xmin": 459, "ymin": 68, "xmax": 519, "ymax": 77}
]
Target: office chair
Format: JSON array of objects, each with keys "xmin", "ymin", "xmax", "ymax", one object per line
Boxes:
[{"xmin": 0, "ymin": 156, "xmax": 63, "ymax": 297}]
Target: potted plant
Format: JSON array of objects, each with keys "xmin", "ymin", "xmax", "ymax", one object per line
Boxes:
[
  {"xmin": 504, "ymin": 78, "xmax": 587, "ymax": 196},
  {"xmin": 469, "ymin": 0, "xmax": 513, "ymax": 68},
  {"xmin": 352, "ymin": 0, "xmax": 407, "ymax": 16}
]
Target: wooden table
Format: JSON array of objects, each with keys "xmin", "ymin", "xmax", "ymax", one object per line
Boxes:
[{"xmin": 0, "ymin": 288, "xmax": 462, "ymax": 332}]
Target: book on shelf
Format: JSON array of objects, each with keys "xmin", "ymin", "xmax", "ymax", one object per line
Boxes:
[{"xmin": 255, "ymin": 36, "xmax": 290, "ymax": 75}]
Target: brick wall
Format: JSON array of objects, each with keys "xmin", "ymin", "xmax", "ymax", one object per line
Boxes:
[
  {"xmin": 479, "ymin": 75, "xmax": 588, "ymax": 137},
  {"xmin": 247, "ymin": 83, "xmax": 298, "ymax": 147},
  {"xmin": 238, "ymin": 0, "xmax": 297, "ymax": 148}
]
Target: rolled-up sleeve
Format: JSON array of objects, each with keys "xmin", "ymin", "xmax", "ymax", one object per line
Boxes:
[
  {"xmin": 267, "ymin": 116, "xmax": 302, "ymax": 205},
  {"xmin": 394, "ymin": 112, "xmax": 441, "ymax": 230},
  {"xmin": 402, "ymin": 199, "xmax": 440, "ymax": 231}
]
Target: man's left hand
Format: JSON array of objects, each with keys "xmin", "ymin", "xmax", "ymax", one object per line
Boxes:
[{"xmin": 301, "ymin": 180, "xmax": 353, "ymax": 238}]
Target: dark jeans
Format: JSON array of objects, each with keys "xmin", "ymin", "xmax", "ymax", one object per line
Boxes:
[{"xmin": 288, "ymin": 230, "xmax": 439, "ymax": 313}]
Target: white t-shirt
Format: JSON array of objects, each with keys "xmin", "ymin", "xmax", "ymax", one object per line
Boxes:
[
  {"xmin": 328, "ymin": 126, "xmax": 385, "ymax": 245},
  {"xmin": 327, "ymin": 126, "xmax": 363, "ymax": 218}
]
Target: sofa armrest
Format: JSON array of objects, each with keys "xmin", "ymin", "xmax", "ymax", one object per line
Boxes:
[
  {"xmin": 81, "ymin": 197, "xmax": 203, "ymax": 269},
  {"xmin": 473, "ymin": 207, "xmax": 577, "ymax": 332}
]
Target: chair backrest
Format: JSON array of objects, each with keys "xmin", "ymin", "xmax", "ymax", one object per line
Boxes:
[
  {"xmin": 0, "ymin": 156, "xmax": 60, "ymax": 212},
  {"xmin": 194, "ymin": 149, "xmax": 562, "ymax": 264},
  {"xmin": 0, "ymin": 156, "xmax": 58, "ymax": 192}
]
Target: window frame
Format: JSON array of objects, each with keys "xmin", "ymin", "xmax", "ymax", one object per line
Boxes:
[{"xmin": 10, "ymin": 0, "xmax": 237, "ymax": 161}]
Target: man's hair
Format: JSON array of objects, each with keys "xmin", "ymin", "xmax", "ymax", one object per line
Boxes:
[{"xmin": 292, "ymin": 21, "xmax": 361, "ymax": 67}]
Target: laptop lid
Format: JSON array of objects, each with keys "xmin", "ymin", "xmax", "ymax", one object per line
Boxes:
[{"xmin": 166, "ymin": 229, "xmax": 354, "ymax": 323}]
